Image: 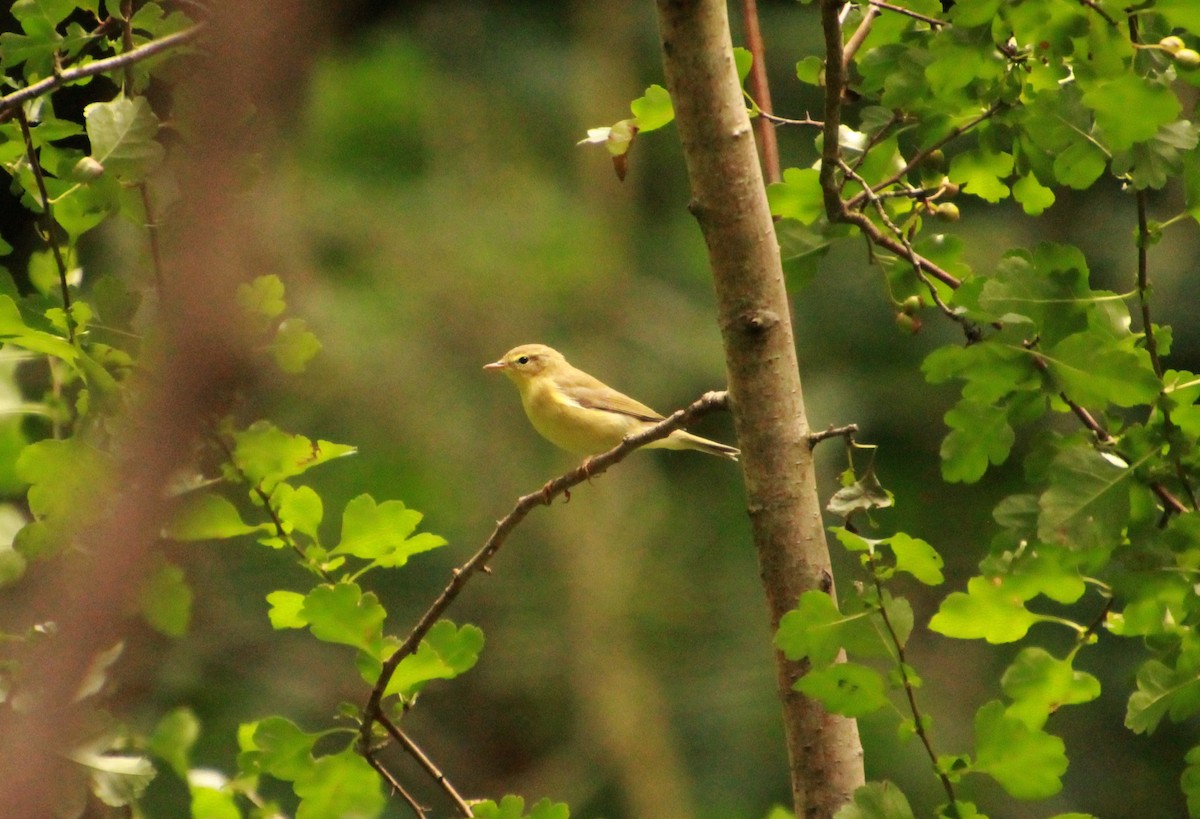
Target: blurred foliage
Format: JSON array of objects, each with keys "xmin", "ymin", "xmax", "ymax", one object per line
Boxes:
[{"xmin": 1, "ymin": 1, "xmax": 1200, "ymax": 818}]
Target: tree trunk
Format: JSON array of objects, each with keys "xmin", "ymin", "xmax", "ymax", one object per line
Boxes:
[{"xmin": 654, "ymin": 1, "xmax": 865, "ymax": 816}]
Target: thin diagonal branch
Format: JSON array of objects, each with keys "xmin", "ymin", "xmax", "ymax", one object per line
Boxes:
[
  {"xmin": 0, "ymin": 25, "xmax": 205, "ymax": 116},
  {"xmin": 868, "ymin": 0, "xmax": 948, "ymax": 28},
  {"xmin": 15, "ymin": 108, "xmax": 75, "ymax": 343},
  {"xmin": 378, "ymin": 717, "xmax": 475, "ymax": 818},
  {"xmin": 365, "ymin": 753, "xmax": 428, "ymax": 819},
  {"xmin": 846, "ymin": 103, "xmax": 1002, "ymax": 210},
  {"xmin": 358, "ymin": 391, "xmax": 732, "ymax": 794}
]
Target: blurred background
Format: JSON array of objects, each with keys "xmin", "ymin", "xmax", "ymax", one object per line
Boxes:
[{"xmin": 6, "ymin": 0, "xmax": 1200, "ymax": 817}]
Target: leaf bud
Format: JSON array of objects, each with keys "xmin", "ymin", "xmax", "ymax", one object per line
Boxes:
[
  {"xmin": 1175, "ymin": 48, "xmax": 1200, "ymax": 68},
  {"xmin": 934, "ymin": 202, "xmax": 961, "ymax": 222},
  {"xmin": 72, "ymin": 156, "xmax": 105, "ymax": 182},
  {"xmin": 1160, "ymin": 36, "xmax": 1186, "ymax": 55},
  {"xmin": 895, "ymin": 312, "xmax": 922, "ymax": 334}
]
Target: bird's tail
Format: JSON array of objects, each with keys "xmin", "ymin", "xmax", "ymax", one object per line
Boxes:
[{"xmin": 658, "ymin": 430, "xmax": 740, "ymax": 461}]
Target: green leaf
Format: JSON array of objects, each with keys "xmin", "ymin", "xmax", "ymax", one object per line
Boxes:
[
  {"xmin": 0, "ymin": 295, "xmax": 79, "ymax": 365},
  {"xmin": 244, "ymin": 716, "xmax": 317, "ymax": 781},
  {"xmin": 796, "ymin": 55, "xmax": 824, "ymax": 85},
  {"xmin": 1012, "ymin": 173, "xmax": 1055, "ymax": 215},
  {"xmin": 929, "ymin": 576, "xmax": 1045, "ymax": 643},
  {"xmin": 17, "ymin": 436, "xmax": 111, "ymax": 522},
  {"xmin": 293, "ymin": 750, "xmax": 384, "ymax": 819},
  {"xmin": 274, "ymin": 484, "xmax": 323, "ymax": 540},
  {"xmin": 333, "ymin": 494, "xmax": 447, "ymax": 567},
  {"xmin": 886, "ymin": 532, "xmax": 944, "ymax": 585},
  {"xmin": 922, "ymin": 340, "xmax": 1038, "ymax": 404},
  {"xmin": 630, "ymin": 84, "xmax": 674, "ymax": 132},
  {"xmin": 266, "ymin": 590, "xmax": 307, "ymax": 629},
  {"xmin": 271, "ymin": 318, "xmax": 322, "ymax": 373},
  {"xmin": 383, "ymin": 620, "xmax": 485, "ymax": 698},
  {"xmin": 795, "ymin": 663, "xmax": 890, "ymax": 717},
  {"xmin": 775, "ymin": 591, "xmax": 846, "ymax": 667},
  {"xmin": 1043, "ymin": 332, "xmax": 1160, "ymax": 409},
  {"xmin": 138, "ymin": 558, "xmax": 193, "ymax": 637},
  {"xmin": 1052, "ymin": 139, "xmax": 1107, "ymax": 190},
  {"xmin": 84, "ymin": 96, "xmax": 165, "ymax": 183},
  {"xmin": 231, "ymin": 421, "xmax": 356, "ymax": 493},
  {"xmin": 1037, "ymin": 446, "xmax": 1131, "ymax": 551},
  {"xmin": 827, "ymin": 465, "xmax": 894, "ymax": 516},
  {"xmin": 1082, "ymin": 75, "xmax": 1181, "ymax": 152},
  {"xmin": 164, "ymin": 493, "xmax": 264, "ymax": 541},
  {"xmin": 948, "ymin": 148, "xmax": 1012, "ymax": 203},
  {"xmin": 832, "ymin": 781, "xmax": 916, "ymax": 819},
  {"xmin": 1125, "ymin": 660, "xmax": 1200, "ymax": 734},
  {"xmin": 191, "ymin": 787, "xmax": 241, "ymax": 819},
  {"xmin": 1158, "ymin": 0, "xmax": 1200, "ymax": 29},
  {"xmin": 733, "ymin": 46, "xmax": 753, "ymax": 83},
  {"xmin": 1001, "ymin": 648, "xmax": 1100, "ymax": 729},
  {"xmin": 149, "ymin": 707, "xmax": 200, "ymax": 780},
  {"xmin": 1182, "ymin": 744, "xmax": 1200, "ymax": 818},
  {"xmin": 474, "ymin": 795, "xmax": 570, "ymax": 819},
  {"xmin": 768, "ymin": 168, "xmax": 825, "ymax": 225},
  {"xmin": 973, "ymin": 700, "xmax": 1067, "ymax": 799},
  {"xmin": 939, "ymin": 400, "xmax": 1015, "ymax": 484},
  {"xmin": 237, "ymin": 275, "xmax": 287, "ymax": 323},
  {"xmin": 300, "ymin": 582, "xmax": 385, "ymax": 654}
]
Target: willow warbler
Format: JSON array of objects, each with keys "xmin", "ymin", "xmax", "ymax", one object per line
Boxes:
[{"xmin": 484, "ymin": 344, "xmax": 739, "ymax": 461}]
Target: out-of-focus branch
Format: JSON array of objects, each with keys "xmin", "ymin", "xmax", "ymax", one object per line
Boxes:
[
  {"xmin": 740, "ymin": 0, "xmax": 781, "ymax": 183},
  {"xmin": 0, "ymin": 24, "xmax": 205, "ymax": 117}
]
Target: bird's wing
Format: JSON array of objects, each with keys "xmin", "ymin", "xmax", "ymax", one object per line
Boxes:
[{"xmin": 557, "ymin": 369, "xmax": 664, "ymax": 422}]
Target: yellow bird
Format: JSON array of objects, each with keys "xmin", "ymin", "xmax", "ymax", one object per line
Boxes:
[{"xmin": 484, "ymin": 344, "xmax": 739, "ymax": 461}]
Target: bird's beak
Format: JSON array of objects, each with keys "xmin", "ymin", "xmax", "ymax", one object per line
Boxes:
[{"xmin": 483, "ymin": 359, "xmax": 507, "ymax": 371}]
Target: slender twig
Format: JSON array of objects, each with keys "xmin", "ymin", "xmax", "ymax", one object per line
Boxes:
[
  {"xmin": 364, "ymin": 753, "xmax": 428, "ymax": 819},
  {"xmin": 758, "ymin": 110, "xmax": 823, "ymax": 128},
  {"xmin": 1077, "ymin": 0, "xmax": 1119, "ymax": 27},
  {"xmin": 1136, "ymin": 171, "xmax": 1197, "ymax": 511},
  {"xmin": 357, "ymin": 392, "xmax": 732, "ymax": 791},
  {"xmin": 807, "ymin": 423, "xmax": 859, "ymax": 446},
  {"xmin": 740, "ymin": 0, "xmax": 781, "ymax": 183},
  {"xmin": 378, "ymin": 716, "xmax": 474, "ymax": 818},
  {"xmin": 866, "ymin": 551, "xmax": 960, "ymax": 816},
  {"xmin": 843, "ymin": 4, "xmax": 880, "ymax": 68},
  {"xmin": 837, "ymin": 159, "xmax": 964, "ymax": 290},
  {"xmin": 117, "ymin": 1, "xmax": 167, "ymax": 294},
  {"xmin": 847, "ymin": 103, "xmax": 1002, "ymax": 209},
  {"xmin": 868, "ymin": 0, "xmax": 948, "ymax": 28},
  {"xmin": 211, "ymin": 433, "xmax": 334, "ymax": 582},
  {"xmin": 15, "ymin": 109, "xmax": 76, "ymax": 343},
  {"xmin": 0, "ymin": 25, "xmax": 205, "ymax": 116}
]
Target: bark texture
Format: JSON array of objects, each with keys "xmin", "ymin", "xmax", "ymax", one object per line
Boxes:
[{"xmin": 655, "ymin": 1, "xmax": 865, "ymax": 816}]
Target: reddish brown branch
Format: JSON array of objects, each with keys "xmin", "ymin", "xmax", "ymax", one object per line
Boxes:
[{"xmin": 740, "ymin": 0, "xmax": 781, "ymax": 183}]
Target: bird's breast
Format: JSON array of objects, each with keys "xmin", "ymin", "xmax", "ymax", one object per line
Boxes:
[{"xmin": 520, "ymin": 379, "xmax": 634, "ymax": 455}]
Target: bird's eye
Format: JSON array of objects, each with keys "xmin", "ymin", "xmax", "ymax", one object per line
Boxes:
[{"xmin": 517, "ymin": 355, "xmax": 530, "ymax": 365}]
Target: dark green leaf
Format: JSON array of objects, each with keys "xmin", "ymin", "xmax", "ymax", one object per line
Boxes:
[
  {"xmin": 939, "ymin": 399, "xmax": 1015, "ymax": 484},
  {"xmin": 795, "ymin": 662, "xmax": 890, "ymax": 717},
  {"xmin": 1001, "ymin": 648, "xmax": 1100, "ymax": 729},
  {"xmin": 1037, "ymin": 446, "xmax": 1131, "ymax": 551},
  {"xmin": 973, "ymin": 700, "xmax": 1067, "ymax": 799}
]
